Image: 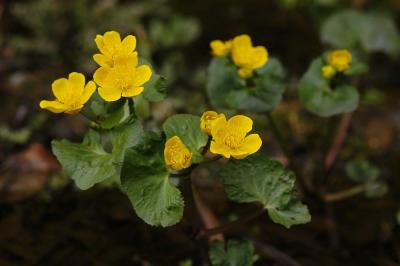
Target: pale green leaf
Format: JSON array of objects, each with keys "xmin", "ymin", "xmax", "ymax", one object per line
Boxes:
[
  {"xmin": 52, "ymin": 130, "xmax": 117, "ymax": 190},
  {"xmin": 298, "ymin": 57, "xmax": 359, "ymax": 117}
]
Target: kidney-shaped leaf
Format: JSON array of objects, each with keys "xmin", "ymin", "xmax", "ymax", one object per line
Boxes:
[
  {"xmin": 298, "ymin": 57, "xmax": 359, "ymax": 117},
  {"xmin": 121, "ymin": 133, "xmax": 184, "ymax": 227},
  {"xmin": 52, "ymin": 130, "xmax": 117, "ymax": 190},
  {"xmin": 220, "ymin": 153, "xmax": 311, "ymax": 228}
]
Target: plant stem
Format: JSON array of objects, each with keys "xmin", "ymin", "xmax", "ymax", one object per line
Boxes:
[
  {"xmin": 324, "ymin": 112, "xmax": 353, "ymax": 171},
  {"xmin": 196, "ymin": 208, "xmax": 266, "ymax": 239},
  {"xmin": 191, "ymin": 177, "xmax": 224, "ymax": 242},
  {"xmin": 322, "ymin": 185, "xmax": 365, "ymax": 202}
]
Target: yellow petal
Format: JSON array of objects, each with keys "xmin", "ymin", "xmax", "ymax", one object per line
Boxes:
[
  {"xmin": 210, "ymin": 141, "xmax": 231, "ymax": 158},
  {"xmin": 95, "ymin": 35, "xmax": 106, "ymax": 55},
  {"xmin": 98, "ymin": 86, "xmax": 121, "ymax": 102},
  {"xmin": 114, "ymin": 53, "xmax": 138, "ymax": 67},
  {"xmin": 133, "ymin": 65, "xmax": 152, "ymax": 86},
  {"xmin": 233, "ymin": 34, "xmax": 252, "ymax": 48},
  {"xmin": 103, "ymin": 31, "xmax": 121, "ymax": 48},
  {"xmin": 237, "ymin": 134, "xmax": 262, "ymax": 156},
  {"xmin": 64, "ymin": 105, "xmax": 84, "ymax": 115},
  {"xmin": 80, "ymin": 81, "xmax": 96, "ymax": 103},
  {"xmin": 93, "ymin": 54, "xmax": 109, "ymax": 67},
  {"xmin": 39, "ymin": 100, "xmax": 68, "ymax": 113},
  {"xmin": 122, "ymin": 86, "xmax": 144, "ymax": 97},
  {"xmin": 227, "ymin": 115, "xmax": 253, "ymax": 135},
  {"xmin": 210, "ymin": 114, "xmax": 227, "ymax": 140},
  {"xmin": 68, "ymin": 72, "xmax": 85, "ymax": 89},
  {"xmin": 51, "ymin": 78, "xmax": 69, "ymax": 102},
  {"xmin": 251, "ymin": 46, "xmax": 268, "ymax": 68},
  {"xmin": 121, "ymin": 35, "xmax": 136, "ymax": 54},
  {"xmin": 93, "ymin": 67, "xmax": 110, "ymax": 87}
]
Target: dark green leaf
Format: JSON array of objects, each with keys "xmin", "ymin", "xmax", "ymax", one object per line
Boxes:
[
  {"xmin": 163, "ymin": 114, "xmax": 208, "ymax": 163},
  {"xmin": 143, "ymin": 74, "xmax": 167, "ymax": 102},
  {"xmin": 209, "ymin": 239, "xmax": 256, "ymax": 266},
  {"xmin": 100, "ymin": 99, "xmax": 130, "ymax": 129},
  {"xmin": 345, "ymin": 159, "xmax": 380, "ymax": 183},
  {"xmin": 220, "ymin": 154, "xmax": 311, "ymax": 228},
  {"xmin": 206, "ymin": 57, "xmax": 286, "ymax": 113},
  {"xmin": 121, "ymin": 133, "xmax": 184, "ymax": 227},
  {"xmin": 206, "ymin": 57, "xmax": 242, "ymax": 110}
]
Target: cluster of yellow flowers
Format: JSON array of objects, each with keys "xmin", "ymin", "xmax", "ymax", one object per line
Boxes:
[
  {"xmin": 164, "ymin": 112, "xmax": 262, "ymax": 171},
  {"xmin": 321, "ymin": 49, "xmax": 352, "ymax": 79},
  {"xmin": 210, "ymin": 34, "xmax": 268, "ymax": 79},
  {"xmin": 40, "ymin": 31, "xmax": 152, "ymax": 114}
]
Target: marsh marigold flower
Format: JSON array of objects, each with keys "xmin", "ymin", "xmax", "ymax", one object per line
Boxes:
[
  {"xmin": 210, "ymin": 39, "xmax": 232, "ymax": 57},
  {"xmin": 200, "ymin": 111, "xmax": 224, "ymax": 135},
  {"xmin": 93, "ymin": 31, "xmax": 137, "ymax": 67},
  {"xmin": 231, "ymin": 34, "xmax": 268, "ymax": 79},
  {"xmin": 321, "ymin": 65, "xmax": 336, "ymax": 79},
  {"xmin": 39, "ymin": 72, "xmax": 96, "ymax": 114},
  {"xmin": 164, "ymin": 136, "xmax": 192, "ymax": 171},
  {"xmin": 328, "ymin": 49, "xmax": 352, "ymax": 72},
  {"xmin": 210, "ymin": 115, "xmax": 262, "ymax": 159},
  {"xmin": 93, "ymin": 56, "xmax": 152, "ymax": 102}
]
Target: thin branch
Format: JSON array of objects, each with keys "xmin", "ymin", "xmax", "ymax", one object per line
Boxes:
[
  {"xmin": 251, "ymin": 239, "xmax": 302, "ymax": 266},
  {"xmin": 322, "ymin": 185, "xmax": 365, "ymax": 202}
]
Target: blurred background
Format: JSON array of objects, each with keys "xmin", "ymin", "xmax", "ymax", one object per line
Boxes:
[{"xmin": 1, "ymin": 0, "xmax": 400, "ymax": 265}]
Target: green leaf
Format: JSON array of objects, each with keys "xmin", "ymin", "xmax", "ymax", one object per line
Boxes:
[
  {"xmin": 227, "ymin": 58, "xmax": 286, "ymax": 113},
  {"xmin": 209, "ymin": 239, "xmax": 256, "ymax": 266},
  {"xmin": 206, "ymin": 57, "xmax": 242, "ymax": 110},
  {"xmin": 345, "ymin": 159, "xmax": 387, "ymax": 198},
  {"xmin": 110, "ymin": 116, "xmax": 144, "ymax": 168},
  {"xmin": 121, "ymin": 133, "xmax": 184, "ymax": 227},
  {"xmin": 220, "ymin": 154, "xmax": 311, "ymax": 228},
  {"xmin": 143, "ymin": 74, "xmax": 167, "ymax": 102},
  {"xmin": 206, "ymin": 57, "xmax": 286, "ymax": 113},
  {"xmin": 100, "ymin": 100, "xmax": 130, "ymax": 129},
  {"xmin": 298, "ymin": 57, "xmax": 359, "ymax": 117},
  {"xmin": 321, "ymin": 10, "xmax": 400, "ymax": 57},
  {"xmin": 163, "ymin": 114, "xmax": 208, "ymax": 163},
  {"xmin": 52, "ymin": 130, "xmax": 117, "ymax": 190},
  {"xmin": 345, "ymin": 159, "xmax": 380, "ymax": 183}
]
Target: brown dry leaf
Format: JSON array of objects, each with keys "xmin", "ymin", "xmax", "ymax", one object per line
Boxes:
[{"xmin": 0, "ymin": 143, "xmax": 60, "ymax": 202}]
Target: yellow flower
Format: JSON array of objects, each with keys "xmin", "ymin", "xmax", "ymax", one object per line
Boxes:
[
  {"xmin": 210, "ymin": 39, "xmax": 232, "ymax": 57},
  {"xmin": 40, "ymin": 72, "xmax": 96, "ymax": 114},
  {"xmin": 210, "ymin": 115, "xmax": 262, "ymax": 159},
  {"xmin": 231, "ymin": 34, "xmax": 268, "ymax": 79},
  {"xmin": 164, "ymin": 136, "xmax": 192, "ymax": 171},
  {"xmin": 200, "ymin": 111, "xmax": 225, "ymax": 135},
  {"xmin": 93, "ymin": 31, "xmax": 137, "ymax": 67},
  {"xmin": 328, "ymin": 49, "xmax": 352, "ymax": 72},
  {"xmin": 321, "ymin": 65, "xmax": 336, "ymax": 79},
  {"xmin": 93, "ymin": 56, "xmax": 152, "ymax": 102}
]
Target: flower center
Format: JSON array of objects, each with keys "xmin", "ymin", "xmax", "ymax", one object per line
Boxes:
[
  {"xmin": 223, "ymin": 133, "xmax": 244, "ymax": 149},
  {"xmin": 168, "ymin": 144, "xmax": 188, "ymax": 165}
]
